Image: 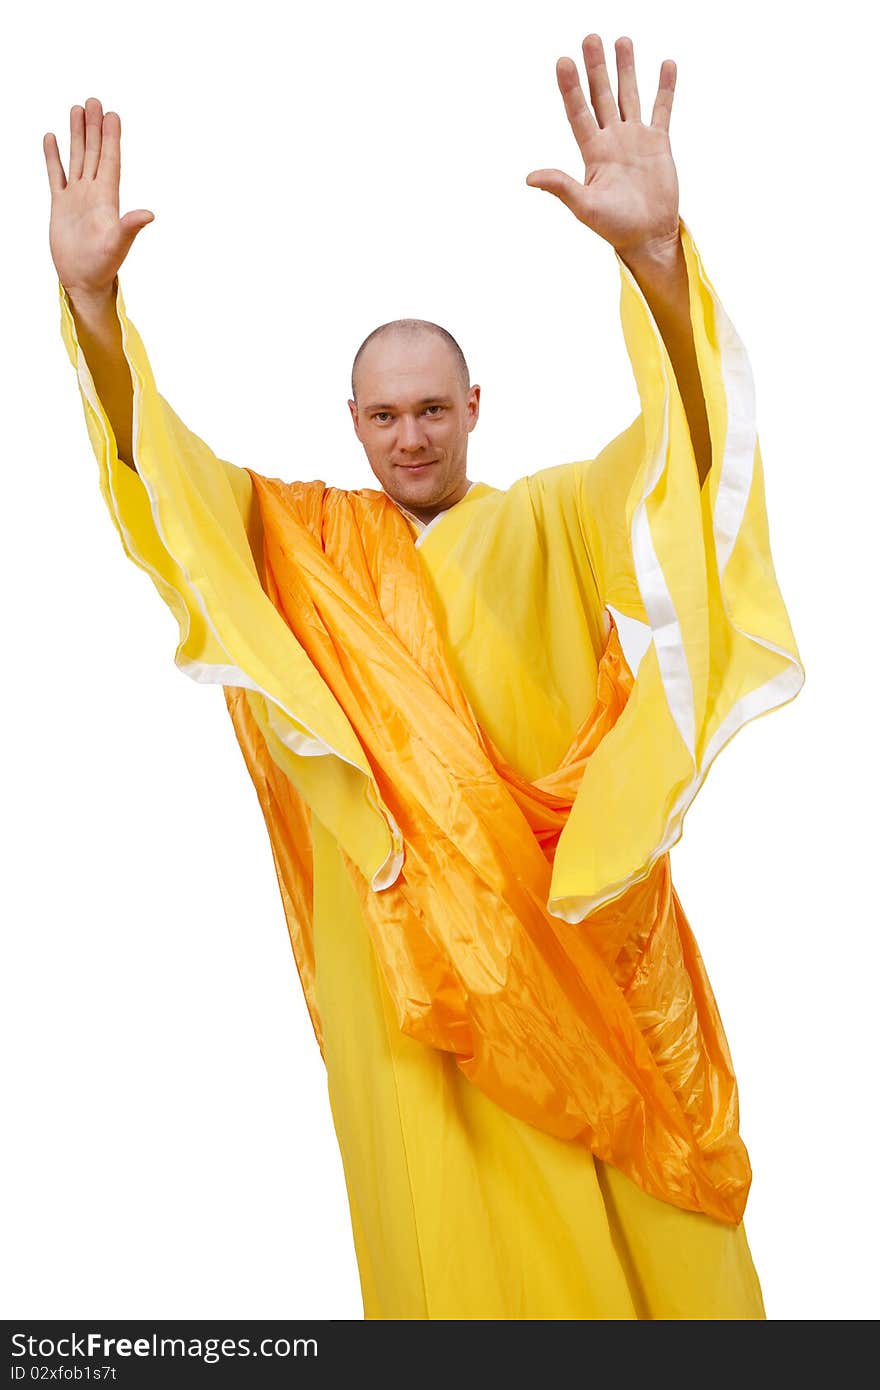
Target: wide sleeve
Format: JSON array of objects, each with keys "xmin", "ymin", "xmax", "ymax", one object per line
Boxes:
[
  {"xmin": 548, "ymin": 217, "xmax": 805, "ymax": 922},
  {"xmin": 58, "ymin": 276, "xmax": 402, "ymax": 888}
]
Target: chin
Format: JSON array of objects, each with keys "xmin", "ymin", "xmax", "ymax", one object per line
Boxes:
[{"xmin": 394, "ymin": 471, "xmax": 442, "ymax": 496}]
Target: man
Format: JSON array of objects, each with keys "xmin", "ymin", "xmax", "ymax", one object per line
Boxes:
[{"xmin": 46, "ymin": 33, "xmax": 804, "ymax": 1319}]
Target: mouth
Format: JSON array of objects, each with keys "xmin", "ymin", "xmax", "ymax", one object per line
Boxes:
[{"xmin": 397, "ymin": 461, "xmax": 438, "ymax": 473}]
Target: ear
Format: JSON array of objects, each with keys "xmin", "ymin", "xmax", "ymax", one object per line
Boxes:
[
  {"xmin": 347, "ymin": 399, "xmax": 361, "ymax": 438},
  {"xmin": 467, "ymin": 384, "xmax": 481, "ymax": 432}
]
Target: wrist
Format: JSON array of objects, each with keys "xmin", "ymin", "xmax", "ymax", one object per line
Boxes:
[
  {"xmin": 65, "ymin": 278, "xmax": 118, "ymax": 321},
  {"xmin": 617, "ymin": 225, "xmax": 683, "ymax": 279}
]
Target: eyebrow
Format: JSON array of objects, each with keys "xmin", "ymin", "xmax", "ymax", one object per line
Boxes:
[{"xmin": 362, "ymin": 397, "xmax": 451, "ymax": 412}]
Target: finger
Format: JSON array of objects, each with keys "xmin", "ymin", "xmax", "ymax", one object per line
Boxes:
[
  {"xmin": 98, "ymin": 111, "xmax": 121, "ymax": 197},
  {"xmin": 555, "ymin": 56, "xmax": 599, "ymax": 163},
  {"xmin": 581, "ymin": 33, "xmax": 619, "ymax": 127},
  {"xmin": 69, "ymin": 104, "xmax": 85, "ymax": 180},
  {"xmin": 525, "ymin": 167, "xmax": 592, "ymax": 218},
  {"xmin": 650, "ymin": 59, "xmax": 677, "ymax": 132},
  {"xmin": 83, "ymin": 97, "xmax": 104, "ymax": 179},
  {"xmin": 119, "ymin": 209, "xmax": 155, "ymax": 234},
  {"xmin": 118, "ymin": 208, "xmax": 156, "ymax": 254},
  {"xmin": 43, "ymin": 132, "xmax": 67, "ymax": 194},
  {"xmin": 614, "ymin": 36, "xmax": 641, "ymax": 121}
]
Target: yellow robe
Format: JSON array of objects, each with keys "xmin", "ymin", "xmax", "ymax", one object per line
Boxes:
[{"xmin": 58, "ymin": 218, "xmax": 804, "ymax": 1318}]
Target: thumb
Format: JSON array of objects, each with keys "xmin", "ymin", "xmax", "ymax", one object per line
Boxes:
[
  {"xmin": 117, "ymin": 208, "xmax": 155, "ymax": 255},
  {"xmin": 525, "ymin": 169, "xmax": 589, "ymax": 220}
]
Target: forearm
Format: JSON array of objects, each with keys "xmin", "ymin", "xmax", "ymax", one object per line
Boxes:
[
  {"xmin": 66, "ymin": 278, "xmax": 136, "ymax": 470},
  {"xmin": 619, "ymin": 229, "xmax": 712, "ymax": 490}
]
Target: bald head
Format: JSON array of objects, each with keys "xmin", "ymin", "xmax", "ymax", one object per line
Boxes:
[
  {"xmin": 351, "ymin": 318, "xmax": 470, "ymax": 403},
  {"xmin": 347, "ymin": 317, "xmax": 480, "ymax": 525}
]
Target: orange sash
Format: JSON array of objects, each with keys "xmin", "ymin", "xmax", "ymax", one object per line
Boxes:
[{"xmin": 223, "ymin": 472, "xmax": 750, "ymax": 1225}]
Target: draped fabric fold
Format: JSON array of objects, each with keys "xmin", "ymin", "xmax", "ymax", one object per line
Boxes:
[
  {"xmin": 58, "ymin": 218, "xmax": 803, "ymax": 1227},
  {"xmin": 550, "ymin": 218, "xmax": 805, "ymax": 918},
  {"xmin": 57, "ymin": 277, "xmax": 404, "ymax": 892}
]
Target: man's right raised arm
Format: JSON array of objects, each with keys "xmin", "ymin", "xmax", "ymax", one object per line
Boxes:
[
  {"xmin": 44, "ymin": 97, "xmax": 156, "ymax": 474},
  {"xmin": 46, "ymin": 95, "xmax": 259, "ymax": 565},
  {"xmin": 65, "ymin": 278, "xmax": 137, "ymax": 468}
]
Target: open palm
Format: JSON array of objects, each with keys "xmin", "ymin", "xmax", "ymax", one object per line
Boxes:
[
  {"xmin": 44, "ymin": 98, "xmax": 155, "ymax": 297},
  {"xmin": 526, "ymin": 34, "xmax": 680, "ymax": 259}
]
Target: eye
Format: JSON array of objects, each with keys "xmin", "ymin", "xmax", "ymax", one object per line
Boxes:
[
  {"xmin": 425, "ymin": 405, "xmax": 444, "ymax": 415},
  {"xmin": 373, "ymin": 412, "xmax": 391, "ymax": 423}
]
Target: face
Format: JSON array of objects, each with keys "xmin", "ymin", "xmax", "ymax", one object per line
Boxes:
[{"xmin": 348, "ymin": 331, "xmax": 480, "ymax": 524}]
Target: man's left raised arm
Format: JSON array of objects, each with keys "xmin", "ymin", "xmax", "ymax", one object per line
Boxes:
[
  {"xmin": 526, "ymin": 32, "xmax": 711, "ymax": 488},
  {"xmin": 617, "ymin": 231, "xmax": 711, "ymax": 489},
  {"xmin": 525, "ymin": 31, "xmax": 805, "ymax": 923}
]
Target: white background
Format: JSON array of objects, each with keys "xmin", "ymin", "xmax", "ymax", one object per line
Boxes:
[{"xmin": 3, "ymin": 0, "xmax": 877, "ymax": 1321}]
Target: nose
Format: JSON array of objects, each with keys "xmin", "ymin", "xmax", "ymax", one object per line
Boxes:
[{"xmin": 398, "ymin": 414, "xmax": 430, "ymax": 453}]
